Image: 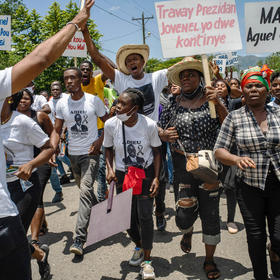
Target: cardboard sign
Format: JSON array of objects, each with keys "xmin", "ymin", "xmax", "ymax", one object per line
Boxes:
[
  {"xmin": 0, "ymin": 16, "xmax": 11, "ymax": 51},
  {"xmin": 245, "ymin": 1, "xmax": 280, "ymax": 54},
  {"xmin": 86, "ymin": 185, "xmax": 132, "ymax": 247},
  {"xmin": 214, "ymin": 51, "xmax": 238, "ymax": 71},
  {"xmin": 155, "ymin": 0, "xmax": 242, "ymax": 58},
  {"xmin": 62, "ymin": 31, "xmax": 87, "ymax": 58}
]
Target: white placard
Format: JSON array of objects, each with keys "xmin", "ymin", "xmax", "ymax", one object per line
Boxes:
[
  {"xmin": 0, "ymin": 15, "xmax": 11, "ymax": 51},
  {"xmin": 245, "ymin": 1, "xmax": 280, "ymax": 54},
  {"xmin": 215, "ymin": 52, "xmax": 238, "ymax": 66},
  {"xmin": 155, "ymin": 0, "xmax": 242, "ymax": 58},
  {"xmin": 213, "ymin": 58, "xmax": 227, "ymax": 75},
  {"xmin": 62, "ymin": 31, "xmax": 87, "ymax": 58}
]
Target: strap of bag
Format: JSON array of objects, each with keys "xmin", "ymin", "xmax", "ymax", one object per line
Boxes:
[
  {"xmin": 122, "ymin": 123, "xmax": 128, "ymax": 173},
  {"xmin": 107, "ymin": 181, "xmax": 115, "ymax": 213}
]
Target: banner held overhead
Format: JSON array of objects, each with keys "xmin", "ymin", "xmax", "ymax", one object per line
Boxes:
[
  {"xmin": 245, "ymin": 1, "xmax": 280, "ymax": 54},
  {"xmin": 155, "ymin": 0, "xmax": 242, "ymax": 58},
  {"xmin": 0, "ymin": 15, "xmax": 11, "ymax": 51}
]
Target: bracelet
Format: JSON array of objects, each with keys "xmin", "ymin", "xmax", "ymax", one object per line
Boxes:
[{"xmin": 66, "ymin": 22, "xmax": 80, "ymax": 31}]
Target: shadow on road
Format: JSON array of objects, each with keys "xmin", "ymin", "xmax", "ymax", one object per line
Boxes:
[
  {"xmin": 118, "ymin": 254, "xmax": 252, "ymax": 280},
  {"xmin": 84, "ymin": 232, "xmax": 132, "ymax": 255}
]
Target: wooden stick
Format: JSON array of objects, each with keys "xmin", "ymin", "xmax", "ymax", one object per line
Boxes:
[
  {"xmin": 80, "ymin": 0, "xmax": 85, "ymax": 10},
  {"xmin": 201, "ymin": 54, "xmax": 216, "ymax": 119}
]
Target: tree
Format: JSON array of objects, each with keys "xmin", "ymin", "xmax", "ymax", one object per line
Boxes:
[
  {"xmin": 265, "ymin": 52, "xmax": 280, "ymax": 72},
  {"xmin": 146, "ymin": 57, "xmax": 183, "ymax": 73},
  {"xmin": 0, "ymin": 0, "xmax": 102, "ymax": 92}
]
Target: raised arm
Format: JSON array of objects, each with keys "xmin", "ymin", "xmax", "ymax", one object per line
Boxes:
[
  {"xmin": 82, "ymin": 26, "xmax": 116, "ymax": 82},
  {"xmin": 11, "ymin": 0, "xmax": 95, "ymax": 93}
]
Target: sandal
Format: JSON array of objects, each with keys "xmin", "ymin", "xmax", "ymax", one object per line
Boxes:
[
  {"xmin": 203, "ymin": 261, "xmax": 221, "ymax": 279},
  {"xmin": 180, "ymin": 228, "xmax": 193, "ymax": 254}
]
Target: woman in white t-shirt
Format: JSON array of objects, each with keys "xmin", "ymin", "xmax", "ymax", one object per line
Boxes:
[
  {"xmin": 104, "ymin": 88, "xmax": 162, "ymax": 280},
  {"xmin": 0, "ymin": 92, "xmax": 54, "ymax": 278}
]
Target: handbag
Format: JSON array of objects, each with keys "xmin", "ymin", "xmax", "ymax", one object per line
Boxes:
[{"xmin": 122, "ymin": 123, "xmax": 146, "ymax": 195}]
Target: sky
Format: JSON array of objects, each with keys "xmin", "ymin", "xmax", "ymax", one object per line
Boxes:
[{"xmin": 23, "ymin": 0, "xmax": 272, "ymax": 62}]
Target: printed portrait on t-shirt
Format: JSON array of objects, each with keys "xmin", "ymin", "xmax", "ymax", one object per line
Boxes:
[
  {"xmin": 136, "ymin": 83, "xmax": 155, "ymax": 116},
  {"xmin": 70, "ymin": 113, "xmax": 88, "ymax": 133},
  {"xmin": 4, "ymin": 145, "xmax": 18, "ymax": 179},
  {"xmin": 123, "ymin": 142, "xmax": 145, "ymax": 168}
]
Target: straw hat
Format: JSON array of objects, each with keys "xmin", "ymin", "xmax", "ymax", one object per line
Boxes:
[
  {"xmin": 167, "ymin": 56, "xmax": 213, "ymax": 86},
  {"xmin": 116, "ymin": 44, "xmax": 150, "ymax": 75}
]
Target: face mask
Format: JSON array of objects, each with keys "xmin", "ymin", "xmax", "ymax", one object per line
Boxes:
[
  {"xmin": 26, "ymin": 86, "xmax": 34, "ymax": 94},
  {"xmin": 116, "ymin": 106, "xmax": 135, "ymax": 122}
]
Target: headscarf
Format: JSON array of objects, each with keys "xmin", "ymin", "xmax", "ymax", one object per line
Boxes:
[{"xmin": 241, "ymin": 65, "xmax": 273, "ymax": 92}]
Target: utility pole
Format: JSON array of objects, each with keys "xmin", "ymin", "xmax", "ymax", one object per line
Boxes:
[{"xmin": 132, "ymin": 12, "xmax": 153, "ymax": 44}]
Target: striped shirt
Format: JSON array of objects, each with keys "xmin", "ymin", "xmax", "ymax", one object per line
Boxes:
[{"xmin": 214, "ymin": 104, "xmax": 280, "ymax": 190}]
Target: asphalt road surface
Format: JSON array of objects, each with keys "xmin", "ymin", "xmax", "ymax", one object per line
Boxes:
[{"xmin": 30, "ymin": 180, "xmax": 272, "ymax": 280}]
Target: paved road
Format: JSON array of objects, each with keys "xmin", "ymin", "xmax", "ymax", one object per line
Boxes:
[{"xmin": 30, "ymin": 179, "xmax": 271, "ymax": 280}]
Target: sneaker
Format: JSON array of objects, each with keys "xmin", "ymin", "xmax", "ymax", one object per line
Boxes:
[
  {"xmin": 140, "ymin": 261, "xmax": 155, "ymax": 280},
  {"xmin": 60, "ymin": 174, "xmax": 70, "ymax": 185},
  {"xmin": 156, "ymin": 215, "xmax": 166, "ymax": 231},
  {"xmin": 37, "ymin": 244, "xmax": 50, "ymax": 280},
  {"xmin": 70, "ymin": 238, "xmax": 84, "ymax": 255},
  {"xmin": 129, "ymin": 247, "xmax": 144, "ymax": 266},
  {"xmin": 227, "ymin": 222, "xmax": 238, "ymax": 234},
  {"xmin": 52, "ymin": 192, "xmax": 63, "ymax": 203}
]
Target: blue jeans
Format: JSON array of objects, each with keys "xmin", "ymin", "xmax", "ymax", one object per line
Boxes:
[
  {"xmin": 56, "ymin": 154, "xmax": 71, "ymax": 176},
  {"xmin": 50, "ymin": 167, "xmax": 62, "ymax": 194},
  {"xmin": 97, "ymin": 129, "xmax": 107, "ymax": 201},
  {"xmin": 166, "ymin": 143, "xmax": 173, "ymax": 184}
]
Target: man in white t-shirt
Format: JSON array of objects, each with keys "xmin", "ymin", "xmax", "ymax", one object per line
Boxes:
[
  {"xmin": 82, "ymin": 24, "xmax": 169, "ymax": 230},
  {"xmin": 53, "ymin": 67, "xmax": 108, "ymax": 256},
  {"xmin": 25, "ymin": 80, "xmax": 51, "ymax": 113},
  {"xmin": 0, "ymin": 1, "xmax": 94, "ymax": 278}
]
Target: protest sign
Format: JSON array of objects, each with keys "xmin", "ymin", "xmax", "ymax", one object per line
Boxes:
[
  {"xmin": 0, "ymin": 16, "xmax": 11, "ymax": 51},
  {"xmin": 213, "ymin": 57, "xmax": 227, "ymax": 75},
  {"xmin": 155, "ymin": 0, "xmax": 242, "ymax": 58},
  {"xmin": 155, "ymin": 0, "xmax": 242, "ymax": 118},
  {"xmin": 62, "ymin": 31, "xmax": 87, "ymax": 58},
  {"xmin": 245, "ymin": 1, "xmax": 280, "ymax": 54}
]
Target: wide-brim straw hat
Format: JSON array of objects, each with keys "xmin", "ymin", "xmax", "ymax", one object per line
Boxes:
[
  {"xmin": 167, "ymin": 56, "xmax": 213, "ymax": 86},
  {"xmin": 116, "ymin": 44, "xmax": 150, "ymax": 75}
]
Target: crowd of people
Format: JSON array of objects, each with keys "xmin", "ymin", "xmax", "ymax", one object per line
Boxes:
[{"xmin": 1, "ymin": 1, "xmax": 280, "ymax": 280}]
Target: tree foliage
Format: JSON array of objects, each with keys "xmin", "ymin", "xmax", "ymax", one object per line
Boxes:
[
  {"xmin": 146, "ymin": 57, "xmax": 183, "ymax": 73},
  {"xmin": 265, "ymin": 52, "xmax": 280, "ymax": 72},
  {"xmin": 0, "ymin": 0, "xmax": 102, "ymax": 93}
]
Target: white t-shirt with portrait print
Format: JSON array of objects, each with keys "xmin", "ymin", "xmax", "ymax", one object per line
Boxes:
[
  {"xmin": 1, "ymin": 111, "xmax": 49, "ymax": 183},
  {"xmin": 114, "ymin": 69, "xmax": 168, "ymax": 122},
  {"xmin": 0, "ymin": 67, "xmax": 19, "ymax": 217},
  {"xmin": 56, "ymin": 92, "xmax": 106, "ymax": 155},
  {"xmin": 103, "ymin": 114, "xmax": 162, "ymax": 172}
]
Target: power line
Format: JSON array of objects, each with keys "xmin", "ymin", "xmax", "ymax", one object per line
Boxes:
[
  {"xmin": 129, "ymin": 0, "xmax": 153, "ymax": 17},
  {"xmin": 100, "ymin": 29, "xmax": 142, "ymax": 42},
  {"xmin": 94, "ymin": 4, "xmax": 141, "ymax": 28},
  {"xmin": 102, "ymin": 0, "xmax": 132, "ymax": 19}
]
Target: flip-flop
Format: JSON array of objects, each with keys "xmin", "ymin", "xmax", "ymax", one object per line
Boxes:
[{"xmin": 203, "ymin": 261, "xmax": 221, "ymax": 279}]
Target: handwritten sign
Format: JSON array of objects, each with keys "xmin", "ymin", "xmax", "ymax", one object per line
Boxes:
[
  {"xmin": 155, "ymin": 0, "xmax": 242, "ymax": 58},
  {"xmin": 245, "ymin": 1, "xmax": 280, "ymax": 54},
  {"xmin": 62, "ymin": 31, "xmax": 87, "ymax": 58},
  {"xmin": 0, "ymin": 16, "xmax": 11, "ymax": 51}
]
